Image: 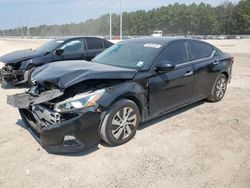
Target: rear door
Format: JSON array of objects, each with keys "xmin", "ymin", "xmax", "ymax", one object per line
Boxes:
[
  {"xmin": 187, "ymin": 40, "xmax": 218, "ymax": 100},
  {"xmin": 86, "ymin": 38, "xmax": 105, "ymax": 60},
  {"xmin": 148, "ymin": 40, "xmax": 194, "ymax": 117}
]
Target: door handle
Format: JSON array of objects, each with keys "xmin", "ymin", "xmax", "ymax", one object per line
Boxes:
[
  {"xmin": 184, "ymin": 71, "xmax": 193, "ymax": 77},
  {"xmin": 213, "ymin": 60, "xmax": 220, "ymax": 65}
]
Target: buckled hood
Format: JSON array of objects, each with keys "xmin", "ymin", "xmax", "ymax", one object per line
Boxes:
[{"xmin": 32, "ymin": 60, "xmax": 137, "ymax": 89}]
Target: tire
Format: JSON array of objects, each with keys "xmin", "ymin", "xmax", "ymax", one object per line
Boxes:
[
  {"xmin": 27, "ymin": 66, "xmax": 36, "ymax": 85},
  {"xmin": 207, "ymin": 74, "xmax": 227, "ymax": 102},
  {"xmin": 100, "ymin": 99, "xmax": 141, "ymax": 146}
]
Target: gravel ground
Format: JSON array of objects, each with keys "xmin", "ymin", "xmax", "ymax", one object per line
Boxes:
[{"xmin": 0, "ymin": 38, "xmax": 250, "ymax": 188}]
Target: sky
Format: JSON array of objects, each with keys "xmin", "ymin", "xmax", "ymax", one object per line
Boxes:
[{"xmin": 0, "ymin": 0, "xmax": 240, "ymax": 30}]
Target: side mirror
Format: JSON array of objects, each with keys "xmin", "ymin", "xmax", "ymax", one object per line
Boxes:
[
  {"xmin": 155, "ymin": 61, "xmax": 175, "ymax": 73},
  {"xmin": 55, "ymin": 49, "xmax": 64, "ymax": 56}
]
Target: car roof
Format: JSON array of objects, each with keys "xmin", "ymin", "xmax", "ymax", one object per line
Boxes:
[
  {"xmin": 123, "ymin": 37, "xmax": 215, "ymax": 46},
  {"xmin": 122, "ymin": 37, "xmax": 186, "ymax": 45},
  {"xmin": 54, "ymin": 36, "xmax": 105, "ymax": 41}
]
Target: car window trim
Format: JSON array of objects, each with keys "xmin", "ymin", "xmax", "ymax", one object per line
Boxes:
[
  {"xmin": 176, "ymin": 50, "xmax": 216, "ymax": 68},
  {"xmin": 81, "ymin": 38, "xmax": 87, "ymax": 52}
]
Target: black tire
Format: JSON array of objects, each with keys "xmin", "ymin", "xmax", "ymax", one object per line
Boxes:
[
  {"xmin": 207, "ymin": 74, "xmax": 227, "ymax": 102},
  {"xmin": 27, "ymin": 66, "xmax": 35, "ymax": 85},
  {"xmin": 100, "ymin": 99, "xmax": 140, "ymax": 146}
]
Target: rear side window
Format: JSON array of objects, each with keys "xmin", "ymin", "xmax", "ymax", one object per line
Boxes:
[
  {"xmin": 188, "ymin": 41, "xmax": 213, "ymax": 61},
  {"xmin": 159, "ymin": 41, "xmax": 188, "ymax": 65},
  {"xmin": 104, "ymin": 40, "xmax": 113, "ymax": 48},
  {"xmin": 86, "ymin": 38, "xmax": 104, "ymax": 50}
]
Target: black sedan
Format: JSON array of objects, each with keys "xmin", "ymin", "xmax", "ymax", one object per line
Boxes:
[
  {"xmin": 7, "ymin": 37, "xmax": 233, "ymax": 154},
  {"xmin": 0, "ymin": 37, "xmax": 113, "ymax": 86}
]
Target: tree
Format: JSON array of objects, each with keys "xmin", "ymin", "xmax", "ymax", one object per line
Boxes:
[{"xmin": 1, "ymin": 0, "xmax": 249, "ymax": 37}]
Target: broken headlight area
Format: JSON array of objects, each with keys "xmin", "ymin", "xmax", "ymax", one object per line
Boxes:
[
  {"xmin": 0, "ymin": 64, "xmax": 25, "ymax": 83},
  {"xmin": 7, "ymin": 87, "xmax": 64, "ymax": 109},
  {"xmin": 54, "ymin": 89, "xmax": 105, "ymax": 113},
  {"xmin": 9, "ymin": 83, "xmax": 105, "ymax": 130},
  {"xmin": 25, "ymin": 104, "xmax": 79, "ymax": 131}
]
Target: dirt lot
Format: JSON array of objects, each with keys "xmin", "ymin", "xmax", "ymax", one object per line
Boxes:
[{"xmin": 0, "ymin": 38, "xmax": 250, "ymax": 188}]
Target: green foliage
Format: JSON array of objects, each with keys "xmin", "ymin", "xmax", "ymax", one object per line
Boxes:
[{"xmin": 1, "ymin": 0, "xmax": 250, "ymax": 36}]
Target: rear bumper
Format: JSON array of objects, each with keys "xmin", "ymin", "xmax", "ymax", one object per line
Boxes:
[{"xmin": 19, "ymin": 107, "xmax": 102, "ymax": 154}]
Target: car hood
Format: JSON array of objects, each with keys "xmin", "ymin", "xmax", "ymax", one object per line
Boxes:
[
  {"xmin": 0, "ymin": 49, "xmax": 45, "ymax": 64},
  {"xmin": 32, "ymin": 60, "xmax": 137, "ymax": 89}
]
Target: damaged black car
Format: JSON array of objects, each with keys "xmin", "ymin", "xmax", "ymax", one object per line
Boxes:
[
  {"xmin": 0, "ymin": 37, "xmax": 113, "ymax": 86},
  {"xmin": 7, "ymin": 37, "xmax": 233, "ymax": 154}
]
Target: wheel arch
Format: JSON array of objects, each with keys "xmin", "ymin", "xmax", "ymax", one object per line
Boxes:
[
  {"xmin": 221, "ymin": 71, "xmax": 229, "ymax": 80},
  {"xmin": 101, "ymin": 93, "xmax": 145, "ymax": 123},
  {"xmin": 98, "ymin": 81, "xmax": 148, "ymax": 121}
]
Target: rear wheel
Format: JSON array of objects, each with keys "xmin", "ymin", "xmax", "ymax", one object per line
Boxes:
[
  {"xmin": 207, "ymin": 74, "xmax": 227, "ymax": 102},
  {"xmin": 100, "ymin": 99, "xmax": 140, "ymax": 146}
]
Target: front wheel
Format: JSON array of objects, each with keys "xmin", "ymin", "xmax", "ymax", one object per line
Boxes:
[
  {"xmin": 207, "ymin": 74, "xmax": 227, "ymax": 102},
  {"xmin": 100, "ymin": 99, "xmax": 140, "ymax": 146}
]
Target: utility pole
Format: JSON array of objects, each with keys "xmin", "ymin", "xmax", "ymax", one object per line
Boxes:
[
  {"xmin": 21, "ymin": 27, "xmax": 24, "ymax": 38},
  {"xmin": 27, "ymin": 18, "xmax": 30, "ymax": 38},
  {"xmin": 109, "ymin": 2, "xmax": 112, "ymax": 40},
  {"xmin": 27, "ymin": 26, "xmax": 30, "ymax": 38},
  {"xmin": 20, "ymin": 18, "xmax": 24, "ymax": 38},
  {"xmin": 120, "ymin": 0, "xmax": 122, "ymax": 40}
]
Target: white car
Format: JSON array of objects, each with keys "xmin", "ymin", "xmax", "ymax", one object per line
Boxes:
[
  {"xmin": 152, "ymin": 30, "xmax": 163, "ymax": 37},
  {"xmin": 217, "ymin": 35, "xmax": 226, "ymax": 40}
]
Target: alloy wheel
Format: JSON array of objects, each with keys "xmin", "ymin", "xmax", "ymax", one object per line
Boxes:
[
  {"xmin": 111, "ymin": 107, "xmax": 137, "ymax": 140},
  {"xmin": 215, "ymin": 77, "xmax": 227, "ymax": 99}
]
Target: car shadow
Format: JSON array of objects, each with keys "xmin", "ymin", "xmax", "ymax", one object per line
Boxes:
[
  {"xmin": 1, "ymin": 84, "xmax": 29, "ymax": 90},
  {"xmin": 139, "ymin": 100, "xmax": 205, "ymax": 131},
  {"xmin": 62, "ymin": 145, "xmax": 100, "ymax": 157},
  {"xmin": 15, "ymin": 100, "xmax": 205, "ymax": 157},
  {"xmin": 16, "ymin": 119, "xmax": 27, "ymax": 129}
]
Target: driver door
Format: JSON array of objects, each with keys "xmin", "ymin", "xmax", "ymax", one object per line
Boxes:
[{"xmin": 148, "ymin": 40, "xmax": 194, "ymax": 118}]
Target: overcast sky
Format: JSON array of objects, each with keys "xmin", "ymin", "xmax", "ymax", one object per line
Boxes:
[{"xmin": 0, "ymin": 0, "xmax": 240, "ymax": 29}]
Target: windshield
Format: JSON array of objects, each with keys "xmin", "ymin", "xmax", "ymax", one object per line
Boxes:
[
  {"xmin": 92, "ymin": 42, "xmax": 161, "ymax": 69},
  {"xmin": 35, "ymin": 39, "xmax": 64, "ymax": 53}
]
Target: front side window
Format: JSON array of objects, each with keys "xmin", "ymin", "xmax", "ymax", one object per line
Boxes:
[
  {"xmin": 59, "ymin": 39, "xmax": 83, "ymax": 54},
  {"xmin": 93, "ymin": 42, "xmax": 161, "ymax": 69},
  {"xmin": 159, "ymin": 41, "xmax": 188, "ymax": 65},
  {"xmin": 86, "ymin": 38, "xmax": 104, "ymax": 50},
  {"xmin": 188, "ymin": 41, "xmax": 213, "ymax": 61}
]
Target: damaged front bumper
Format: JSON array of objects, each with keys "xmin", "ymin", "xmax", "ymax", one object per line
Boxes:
[
  {"xmin": 7, "ymin": 89, "xmax": 102, "ymax": 154},
  {"xmin": 0, "ymin": 65, "xmax": 28, "ymax": 86},
  {"xmin": 19, "ymin": 107, "xmax": 101, "ymax": 154}
]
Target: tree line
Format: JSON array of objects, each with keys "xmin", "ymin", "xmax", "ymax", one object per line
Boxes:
[{"xmin": 1, "ymin": 0, "xmax": 250, "ymax": 37}]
